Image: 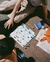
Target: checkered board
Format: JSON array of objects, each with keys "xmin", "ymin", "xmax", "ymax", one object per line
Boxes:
[{"xmin": 10, "ymin": 24, "xmax": 36, "ymax": 47}]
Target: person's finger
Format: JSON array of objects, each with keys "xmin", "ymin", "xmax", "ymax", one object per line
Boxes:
[
  {"xmin": 8, "ymin": 24, "xmax": 10, "ymax": 30},
  {"xmin": 4, "ymin": 23, "xmax": 8, "ymax": 29}
]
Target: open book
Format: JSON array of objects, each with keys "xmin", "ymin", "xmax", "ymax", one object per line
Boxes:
[
  {"xmin": 35, "ymin": 28, "xmax": 50, "ymax": 54},
  {"xmin": 10, "ymin": 24, "xmax": 36, "ymax": 47}
]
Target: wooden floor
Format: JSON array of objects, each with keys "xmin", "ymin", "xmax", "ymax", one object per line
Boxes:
[{"xmin": 15, "ymin": 16, "xmax": 50, "ymax": 62}]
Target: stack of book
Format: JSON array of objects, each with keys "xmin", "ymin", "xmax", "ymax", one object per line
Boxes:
[{"xmin": 34, "ymin": 20, "xmax": 45, "ymax": 29}]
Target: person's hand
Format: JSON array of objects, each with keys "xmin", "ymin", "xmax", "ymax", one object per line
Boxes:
[{"xmin": 4, "ymin": 18, "xmax": 14, "ymax": 30}]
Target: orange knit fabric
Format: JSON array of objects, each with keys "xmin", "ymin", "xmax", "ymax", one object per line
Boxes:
[{"xmin": 40, "ymin": 28, "xmax": 50, "ymax": 43}]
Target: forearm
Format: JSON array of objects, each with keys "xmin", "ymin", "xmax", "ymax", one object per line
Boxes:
[
  {"xmin": 42, "ymin": 5, "xmax": 48, "ymax": 20},
  {"xmin": 10, "ymin": 0, "xmax": 22, "ymax": 19}
]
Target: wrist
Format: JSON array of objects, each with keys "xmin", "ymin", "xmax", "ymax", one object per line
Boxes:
[
  {"xmin": 10, "ymin": 18, "xmax": 14, "ymax": 22},
  {"xmin": 10, "ymin": 12, "xmax": 15, "ymax": 18}
]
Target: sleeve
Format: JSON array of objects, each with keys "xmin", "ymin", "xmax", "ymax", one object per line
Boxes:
[{"xmin": 41, "ymin": 0, "xmax": 48, "ymax": 5}]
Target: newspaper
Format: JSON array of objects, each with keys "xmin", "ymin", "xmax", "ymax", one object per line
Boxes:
[{"xmin": 36, "ymin": 28, "xmax": 50, "ymax": 54}]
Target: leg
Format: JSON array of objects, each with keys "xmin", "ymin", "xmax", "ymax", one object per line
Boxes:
[
  {"xmin": 33, "ymin": 6, "xmax": 45, "ymax": 19},
  {"xmin": 0, "ymin": 0, "xmax": 18, "ymax": 11},
  {"xmin": 0, "ymin": 20, "xmax": 9, "ymax": 36},
  {"xmin": 0, "ymin": 19, "xmax": 18, "ymax": 37},
  {"xmin": 34, "ymin": 5, "xmax": 50, "ymax": 25}
]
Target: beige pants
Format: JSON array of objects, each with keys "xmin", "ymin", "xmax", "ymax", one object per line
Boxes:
[
  {"xmin": 0, "ymin": 0, "xmax": 35, "ymax": 23},
  {"xmin": 0, "ymin": 0, "xmax": 18, "ymax": 11}
]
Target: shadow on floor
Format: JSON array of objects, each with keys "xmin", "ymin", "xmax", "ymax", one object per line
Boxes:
[{"xmin": 25, "ymin": 57, "xmax": 35, "ymax": 62}]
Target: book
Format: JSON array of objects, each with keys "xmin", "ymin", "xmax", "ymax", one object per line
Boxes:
[
  {"xmin": 34, "ymin": 20, "xmax": 45, "ymax": 29},
  {"xmin": 10, "ymin": 24, "xmax": 36, "ymax": 47},
  {"xmin": 35, "ymin": 29, "xmax": 50, "ymax": 54}
]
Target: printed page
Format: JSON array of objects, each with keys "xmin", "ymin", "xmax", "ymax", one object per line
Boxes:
[
  {"xmin": 10, "ymin": 24, "xmax": 36, "ymax": 47},
  {"xmin": 36, "ymin": 28, "xmax": 50, "ymax": 54}
]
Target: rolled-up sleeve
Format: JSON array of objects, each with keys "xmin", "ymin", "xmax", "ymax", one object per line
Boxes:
[{"xmin": 41, "ymin": 0, "xmax": 48, "ymax": 5}]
